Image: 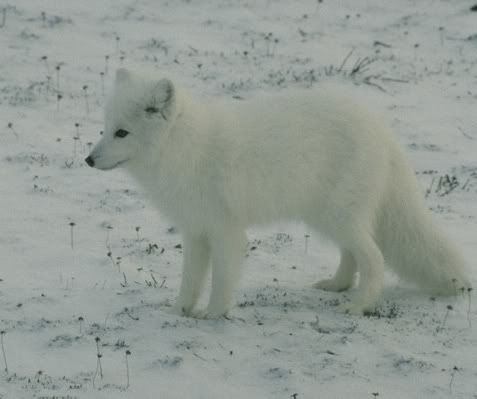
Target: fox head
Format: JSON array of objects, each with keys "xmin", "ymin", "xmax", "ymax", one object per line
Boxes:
[{"xmin": 85, "ymin": 68, "xmax": 176, "ymax": 171}]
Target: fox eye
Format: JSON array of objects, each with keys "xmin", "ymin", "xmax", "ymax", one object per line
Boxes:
[
  {"xmin": 145, "ymin": 106, "xmax": 159, "ymax": 114},
  {"xmin": 115, "ymin": 129, "xmax": 130, "ymax": 138}
]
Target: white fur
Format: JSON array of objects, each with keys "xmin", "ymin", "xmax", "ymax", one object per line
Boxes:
[{"xmin": 87, "ymin": 68, "xmax": 471, "ymax": 318}]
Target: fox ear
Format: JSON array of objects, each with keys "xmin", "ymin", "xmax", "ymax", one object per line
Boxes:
[
  {"xmin": 153, "ymin": 78, "xmax": 174, "ymax": 105},
  {"xmin": 115, "ymin": 68, "xmax": 131, "ymax": 83},
  {"xmin": 147, "ymin": 78, "xmax": 175, "ymax": 120}
]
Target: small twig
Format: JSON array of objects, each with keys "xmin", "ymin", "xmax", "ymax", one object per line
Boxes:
[
  {"xmin": 380, "ymin": 77, "xmax": 409, "ymax": 84},
  {"xmin": 458, "ymin": 126, "xmax": 474, "ymax": 140},
  {"xmin": 193, "ymin": 352, "xmax": 207, "ymax": 361},
  {"xmin": 150, "ymin": 273, "xmax": 158, "ymax": 287},
  {"xmin": 337, "ymin": 48, "xmax": 354, "ymax": 73},
  {"xmin": 124, "ymin": 307, "xmax": 139, "ymax": 321},
  {"xmin": 425, "ymin": 176, "xmax": 436, "ymax": 198},
  {"xmin": 436, "ymin": 176, "xmax": 443, "ymax": 193},
  {"xmin": 350, "ymin": 56, "xmax": 376, "ymax": 76},
  {"xmin": 373, "ymin": 40, "xmax": 391, "ymax": 48},
  {"xmin": 121, "ymin": 272, "xmax": 128, "ymax": 287},
  {"xmin": 362, "ymin": 75, "xmax": 387, "ymax": 92}
]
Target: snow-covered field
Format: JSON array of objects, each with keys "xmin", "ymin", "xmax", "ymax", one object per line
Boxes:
[{"xmin": 1, "ymin": 0, "xmax": 476, "ymax": 398}]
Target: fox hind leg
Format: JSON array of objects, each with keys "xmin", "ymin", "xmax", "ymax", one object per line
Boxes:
[{"xmin": 337, "ymin": 232, "xmax": 385, "ymax": 315}]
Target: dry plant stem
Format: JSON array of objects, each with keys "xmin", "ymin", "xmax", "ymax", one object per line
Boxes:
[
  {"xmin": 83, "ymin": 86, "xmax": 90, "ymax": 114},
  {"xmin": 108, "ymin": 253, "xmax": 115, "ymax": 268},
  {"xmin": 56, "ymin": 66, "xmax": 61, "ymax": 92},
  {"xmin": 79, "ymin": 317, "xmax": 84, "ymax": 334},
  {"xmin": 337, "ymin": 48, "xmax": 355, "ymax": 73},
  {"xmin": 73, "ymin": 137, "xmax": 78, "ymax": 158},
  {"xmin": 452, "ymin": 278, "xmax": 458, "ymax": 296},
  {"xmin": 97, "ymin": 356, "xmax": 103, "ymax": 378},
  {"xmin": 468, "ymin": 288, "xmax": 473, "ymax": 329},
  {"xmin": 304, "ymin": 234, "xmax": 310, "ymax": 254},
  {"xmin": 92, "ymin": 357, "xmax": 100, "ymax": 388},
  {"xmin": 104, "ymin": 55, "xmax": 109, "ymax": 75},
  {"xmin": 0, "ymin": 332, "xmax": 8, "ymax": 374},
  {"xmin": 0, "ymin": 8, "xmax": 6, "ymax": 28},
  {"xmin": 70, "ymin": 223, "xmax": 75, "ymax": 249},
  {"xmin": 125, "ymin": 350, "xmax": 131, "ymax": 389},
  {"xmin": 8, "ymin": 123, "xmax": 18, "ymax": 138},
  {"xmin": 42, "ymin": 56, "xmax": 50, "ymax": 75},
  {"xmin": 449, "ymin": 366, "xmax": 459, "ymax": 393},
  {"xmin": 106, "ymin": 226, "xmax": 112, "ymax": 250},
  {"xmin": 94, "ymin": 338, "xmax": 103, "ymax": 380},
  {"xmin": 46, "ymin": 76, "xmax": 52, "ymax": 95},
  {"xmin": 438, "ymin": 305, "xmax": 453, "ymax": 333},
  {"xmin": 100, "ymin": 72, "xmax": 105, "ymax": 96},
  {"xmin": 126, "ymin": 356, "xmax": 129, "ymax": 388}
]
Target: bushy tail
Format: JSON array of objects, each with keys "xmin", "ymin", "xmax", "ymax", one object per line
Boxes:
[{"xmin": 376, "ymin": 162, "xmax": 471, "ymax": 295}]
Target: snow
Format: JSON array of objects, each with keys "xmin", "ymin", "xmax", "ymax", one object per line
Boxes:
[{"xmin": 1, "ymin": 0, "xmax": 476, "ymax": 398}]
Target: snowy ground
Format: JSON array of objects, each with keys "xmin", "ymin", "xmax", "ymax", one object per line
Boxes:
[{"xmin": 1, "ymin": 0, "xmax": 477, "ymax": 398}]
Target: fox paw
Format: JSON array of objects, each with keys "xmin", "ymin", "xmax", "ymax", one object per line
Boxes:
[
  {"xmin": 336, "ymin": 302, "xmax": 366, "ymax": 316},
  {"xmin": 170, "ymin": 303, "xmax": 194, "ymax": 317},
  {"xmin": 189, "ymin": 309, "xmax": 228, "ymax": 320},
  {"xmin": 313, "ymin": 278, "xmax": 352, "ymax": 292}
]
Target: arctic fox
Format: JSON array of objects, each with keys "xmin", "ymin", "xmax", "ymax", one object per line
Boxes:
[{"xmin": 86, "ymin": 68, "xmax": 470, "ymax": 318}]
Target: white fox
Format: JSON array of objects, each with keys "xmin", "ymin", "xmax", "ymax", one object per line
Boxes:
[{"xmin": 86, "ymin": 68, "xmax": 471, "ymax": 318}]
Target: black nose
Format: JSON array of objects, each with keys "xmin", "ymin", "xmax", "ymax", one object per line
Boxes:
[{"xmin": 85, "ymin": 156, "xmax": 95, "ymax": 167}]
